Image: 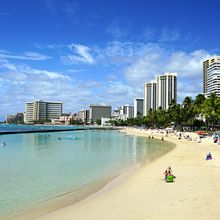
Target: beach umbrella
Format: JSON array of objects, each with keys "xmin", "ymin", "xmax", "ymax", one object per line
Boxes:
[{"xmin": 196, "ymin": 131, "xmax": 205, "ymax": 135}]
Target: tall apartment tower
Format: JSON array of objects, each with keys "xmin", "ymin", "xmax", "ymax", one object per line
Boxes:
[
  {"xmin": 143, "ymin": 81, "xmax": 156, "ymax": 116},
  {"xmin": 24, "ymin": 100, "xmax": 62, "ymax": 123},
  {"xmin": 203, "ymin": 56, "xmax": 220, "ymax": 97},
  {"xmin": 156, "ymin": 73, "xmax": 177, "ymax": 110},
  {"xmin": 133, "ymin": 98, "xmax": 144, "ymax": 117},
  {"xmin": 25, "ymin": 102, "xmax": 34, "ymax": 123}
]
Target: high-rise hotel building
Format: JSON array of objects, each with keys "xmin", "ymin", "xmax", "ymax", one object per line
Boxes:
[
  {"xmin": 143, "ymin": 81, "xmax": 157, "ymax": 116},
  {"xmin": 89, "ymin": 104, "xmax": 112, "ymax": 122},
  {"xmin": 144, "ymin": 73, "xmax": 177, "ymax": 116},
  {"xmin": 24, "ymin": 100, "xmax": 62, "ymax": 123},
  {"xmin": 133, "ymin": 98, "xmax": 144, "ymax": 117},
  {"xmin": 156, "ymin": 73, "xmax": 177, "ymax": 110},
  {"xmin": 203, "ymin": 56, "xmax": 220, "ymax": 97}
]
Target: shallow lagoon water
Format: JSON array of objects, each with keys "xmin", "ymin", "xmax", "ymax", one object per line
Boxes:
[{"xmin": 0, "ymin": 130, "xmax": 174, "ymax": 219}]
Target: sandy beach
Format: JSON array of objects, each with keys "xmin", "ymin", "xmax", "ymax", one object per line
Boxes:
[{"xmin": 35, "ymin": 128, "xmax": 220, "ymax": 220}]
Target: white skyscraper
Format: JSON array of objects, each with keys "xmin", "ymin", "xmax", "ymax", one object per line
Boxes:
[
  {"xmin": 25, "ymin": 102, "xmax": 34, "ymax": 123},
  {"xmin": 133, "ymin": 98, "xmax": 144, "ymax": 117},
  {"xmin": 156, "ymin": 73, "xmax": 177, "ymax": 110},
  {"xmin": 143, "ymin": 73, "xmax": 177, "ymax": 115},
  {"xmin": 143, "ymin": 80, "xmax": 156, "ymax": 116},
  {"xmin": 203, "ymin": 56, "xmax": 220, "ymax": 97}
]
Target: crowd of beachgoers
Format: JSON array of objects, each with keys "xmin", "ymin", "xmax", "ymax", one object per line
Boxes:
[{"xmin": 120, "ymin": 126, "xmax": 220, "ymax": 145}]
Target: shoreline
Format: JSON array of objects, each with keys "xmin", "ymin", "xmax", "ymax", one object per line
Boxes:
[
  {"xmin": 4, "ymin": 129, "xmax": 175, "ymax": 220},
  {"xmin": 36, "ymin": 128, "xmax": 220, "ymax": 220},
  {"xmin": 5, "ymin": 175, "xmax": 119, "ymax": 220}
]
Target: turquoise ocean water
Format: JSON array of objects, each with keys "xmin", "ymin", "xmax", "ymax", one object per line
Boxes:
[{"xmin": 0, "ymin": 127, "xmax": 174, "ymax": 219}]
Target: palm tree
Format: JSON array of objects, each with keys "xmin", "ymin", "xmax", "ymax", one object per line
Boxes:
[
  {"xmin": 167, "ymin": 100, "xmax": 182, "ymax": 129},
  {"xmin": 194, "ymin": 94, "xmax": 206, "ymax": 115},
  {"xmin": 156, "ymin": 106, "xmax": 166, "ymax": 128},
  {"xmin": 181, "ymin": 96, "xmax": 195, "ymax": 129},
  {"xmin": 146, "ymin": 109, "xmax": 157, "ymax": 128},
  {"xmin": 203, "ymin": 93, "xmax": 220, "ymax": 130}
]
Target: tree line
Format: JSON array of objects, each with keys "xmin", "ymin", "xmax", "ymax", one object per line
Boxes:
[{"xmin": 110, "ymin": 93, "xmax": 220, "ymax": 131}]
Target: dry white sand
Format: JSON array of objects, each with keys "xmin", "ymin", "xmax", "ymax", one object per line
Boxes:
[{"xmin": 36, "ymin": 128, "xmax": 220, "ymax": 220}]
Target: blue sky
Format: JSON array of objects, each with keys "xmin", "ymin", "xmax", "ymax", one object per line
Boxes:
[{"xmin": 0, "ymin": 0, "xmax": 219, "ymax": 120}]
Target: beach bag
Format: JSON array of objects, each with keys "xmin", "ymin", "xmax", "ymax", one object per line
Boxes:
[{"xmin": 166, "ymin": 175, "xmax": 174, "ymax": 182}]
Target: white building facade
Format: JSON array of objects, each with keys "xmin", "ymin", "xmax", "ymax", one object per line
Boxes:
[
  {"xmin": 204, "ymin": 57, "xmax": 220, "ymax": 97},
  {"xmin": 24, "ymin": 100, "xmax": 62, "ymax": 123},
  {"xmin": 143, "ymin": 73, "xmax": 177, "ymax": 116},
  {"xmin": 119, "ymin": 105, "xmax": 134, "ymax": 119},
  {"xmin": 133, "ymin": 98, "xmax": 144, "ymax": 117},
  {"xmin": 156, "ymin": 73, "xmax": 177, "ymax": 110},
  {"xmin": 143, "ymin": 81, "xmax": 157, "ymax": 116}
]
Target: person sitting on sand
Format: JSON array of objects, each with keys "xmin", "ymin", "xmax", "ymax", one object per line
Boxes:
[
  {"xmin": 206, "ymin": 152, "xmax": 212, "ymax": 160},
  {"xmin": 163, "ymin": 169, "xmax": 169, "ymax": 179},
  {"xmin": 164, "ymin": 166, "xmax": 172, "ymax": 177},
  {"xmin": 163, "ymin": 166, "xmax": 175, "ymax": 179}
]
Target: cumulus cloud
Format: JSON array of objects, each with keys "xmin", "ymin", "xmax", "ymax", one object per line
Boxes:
[
  {"xmin": 0, "ymin": 59, "xmax": 98, "ymax": 117},
  {"xmin": 122, "ymin": 44, "xmax": 214, "ymax": 100},
  {"xmin": 1, "ymin": 39, "xmax": 216, "ymax": 119},
  {"xmin": 123, "ymin": 47, "xmax": 213, "ymax": 84},
  {"xmin": 164, "ymin": 50, "xmax": 212, "ymax": 77},
  {"xmin": 58, "ymin": 41, "xmax": 214, "ymax": 104}
]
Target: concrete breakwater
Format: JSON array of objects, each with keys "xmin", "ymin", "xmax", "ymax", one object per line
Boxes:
[{"xmin": 0, "ymin": 126, "xmax": 120, "ymax": 135}]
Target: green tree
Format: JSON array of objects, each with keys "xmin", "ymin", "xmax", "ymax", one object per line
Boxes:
[
  {"xmin": 194, "ymin": 94, "xmax": 206, "ymax": 116},
  {"xmin": 181, "ymin": 96, "xmax": 195, "ymax": 129},
  {"xmin": 156, "ymin": 106, "xmax": 166, "ymax": 128},
  {"xmin": 167, "ymin": 100, "xmax": 182, "ymax": 129},
  {"xmin": 96, "ymin": 119, "xmax": 101, "ymax": 125},
  {"xmin": 203, "ymin": 93, "xmax": 220, "ymax": 129}
]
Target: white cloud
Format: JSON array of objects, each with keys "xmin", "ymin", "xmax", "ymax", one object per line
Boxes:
[
  {"xmin": 0, "ymin": 51, "xmax": 51, "ymax": 61},
  {"xmin": 123, "ymin": 51, "xmax": 163, "ymax": 83},
  {"xmin": 23, "ymin": 51, "xmax": 51, "ymax": 60},
  {"xmin": 0, "ymin": 59, "xmax": 66, "ymax": 79},
  {"xmin": 59, "ymin": 41, "xmax": 215, "ymax": 104},
  {"xmin": 165, "ymin": 50, "xmax": 212, "ymax": 77},
  {"xmin": 62, "ymin": 44, "xmax": 95, "ymax": 64},
  {"xmin": 1, "ymin": 40, "xmax": 217, "ymax": 120},
  {"xmin": 0, "ymin": 59, "xmax": 102, "ymax": 118},
  {"xmin": 107, "ymin": 81, "xmax": 132, "ymax": 96},
  {"xmin": 121, "ymin": 44, "xmax": 215, "ymax": 102}
]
